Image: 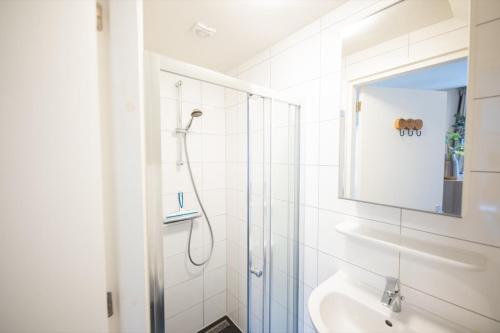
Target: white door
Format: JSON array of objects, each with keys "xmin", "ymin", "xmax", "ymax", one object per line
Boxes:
[
  {"xmin": 353, "ymin": 86, "xmax": 447, "ymax": 212},
  {"xmin": 0, "ymin": 2, "xmax": 109, "ymax": 332}
]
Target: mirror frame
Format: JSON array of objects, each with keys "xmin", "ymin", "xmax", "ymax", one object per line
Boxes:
[{"xmin": 337, "ymin": 8, "xmax": 471, "ymax": 218}]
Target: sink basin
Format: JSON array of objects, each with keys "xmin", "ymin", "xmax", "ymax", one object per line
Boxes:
[{"xmin": 308, "ymin": 271, "xmax": 470, "ymax": 333}]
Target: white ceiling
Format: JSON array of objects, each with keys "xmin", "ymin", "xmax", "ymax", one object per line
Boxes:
[
  {"xmin": 370, "ymin": 58, "xmax": 468, "ymax": 90},
  {"xmin": 342, "ymin": 0, "xmax": 468, "ymax": 56},
  {"xmin": 143, "ymin": 0, "xmax": 346, "ymax": 72}
]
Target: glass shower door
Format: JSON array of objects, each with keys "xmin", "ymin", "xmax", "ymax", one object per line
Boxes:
[{"xmin": 248, "ymin": 94, "xmax": 300, "ymax": 333}]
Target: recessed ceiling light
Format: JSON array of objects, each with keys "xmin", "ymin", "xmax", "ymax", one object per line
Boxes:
[{"xmin": 192, "ymin": 22, "xmax": 216, "ymax": 38}]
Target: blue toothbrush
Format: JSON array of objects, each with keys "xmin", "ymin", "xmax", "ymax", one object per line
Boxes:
[{"xmin": 177, "ymin": 192, "xmax": 184, "ymax": 211}]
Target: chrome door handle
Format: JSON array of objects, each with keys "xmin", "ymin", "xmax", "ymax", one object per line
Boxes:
[{"xmin": 250, "ymin": 268, "xmax": 263, "ymax": 277}]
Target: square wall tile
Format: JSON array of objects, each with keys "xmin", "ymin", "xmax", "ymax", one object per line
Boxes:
[
  {"xmin": 317, "ymin": 251, "xmax": 386, "ymax": 291},
  {"xmin": 409, "ymin": 27, "xmax": 468, "ymax": 64},
  {"xmin": 282, "ymin": 79, "xmax": 320, "ymax": 124},
  {"xmin": 204, "ymin": 292, "xmax": 227, "ymax": 326},
  {"xmin": 226, "ymin": 162, "xmax": 245, "ymax": 191},
  {"xmin": 205, "ymin": 240, "xmax": 227, "ymax": 272},
  {"xmin": 204, "ymin": 266, "xmax": 227, "ymax": 299},
  {"xmin": 162, "ymin": 162, "xmax": 202, "ymax": 195},
  {"xmin": 202, "ymin": 82, "xmax": 225, "ymax": 108},
  {"xmin": 402, "ymin": 285, "xmax": 500, "ymax": 333},
  {"xmin": 320, "ymin": 25, "xmax": 342, "ymax": 75},
  {"xmin": 319, "ymin": 119, "xmax": 340, "ymax": 166},
  {"xmin": 402, "ymin": 172, "xmax": 500, "ymax": 247},
  {"xmin": 270, "ymin": 35, "xmax": 321, "ymax": 90},
  {"xmin": 165, "ymin": 302, "xmax": 204, "ymax": 333},
  {"xmin": 300, "ymin": 205, "xmax": 319, "ymax": 249},
  {"xmin": 202, "ymin": 162, "xmax": 226, "ymax": 190},
  {"xmin": 301, "ymin": 165, "xmax": 319, "ymax": 207},
  {"xmin": 470, "ymin": 97, "xmax": 500, "ymax": 172},
  {"xmin": 300, "ymin": 244, "xmax": 318, "ymax": 288},
  {"xmin": 239, "ymin": 60, "xmax": 271, "ymax": 88},
  {"xmin": 226, "ymin": 189, "xmax": 246, "ymax": 220},
  {"xmin": 160, "ymin": 72, "xmax": 201, "ymax": 103},
  {"xmin": 300, "ymin": 122, "xmax": 319, "ymax": 165},
  {"xmin": 318, "ymin": 210, "xmax": 400, "ymax": 278},
  {"xmin": 205, "ymin": 215, "xmax": 226, "ymax": 243},
  {"xmin": 227, "ymin": 290, "xmax": 239, "ymax": 314},
  {"xmin": 202, "ymin": 106, "xmax": 226, "ymax": 135},
  {"xmin": 203, "ymin": 189, "xmax": 226, "ymax": 217},
  {"xmin": 318, "ymin": 165, "xmax": 339, "ymax": 211},
  {"xmin": 203, "ymin": 134, "xmax": 226, "ymax": 163},
  {"xmin": 163, "ymin": 219, "xmax": 203, "ymax": 258},
  {"xmin": 472, "ymin": 19, "xmax": 500, "ymax": 98},
  {"xmin": 271, "ymin": 20, "xmax": 320, "ymax": 56},
  {"xmin": 320, "ymin": 72, "xmax": 341, "ymax": 121},
  {"xmin": 474, "ymin": 0, "xmax": 500, "ymax": 25},
  {"xmin": 164, "ymin": 249, "xmax": 203, "ymax": 288},
  {"xmin": 164, "ymin": 276, "xmax": 204, "ymax": 318},
  {"xmin": 400, "ymin": 227, "xmax": 500, "ymax": 321}
]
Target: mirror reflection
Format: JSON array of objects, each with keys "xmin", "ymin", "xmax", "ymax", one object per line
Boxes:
[{"xmin": 339, "ymin": 0, "xmax": 469, "ymax": 216}]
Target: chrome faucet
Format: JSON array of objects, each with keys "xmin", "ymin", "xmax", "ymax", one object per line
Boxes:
[{"xmin": 381, "ymin": 277, "xmax": 404, "ymax": 312}]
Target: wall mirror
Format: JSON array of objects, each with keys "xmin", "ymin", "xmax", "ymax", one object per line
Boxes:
[{"xmin": 339, "ymin": 0, "xmax": 469, "ymax": 216}]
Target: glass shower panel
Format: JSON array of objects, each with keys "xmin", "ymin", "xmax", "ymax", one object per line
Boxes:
[
  {"xmin": 269, "ymin": 100, "xmax": 300, "ymax": 333},
  {"xmin": 248, "ymin": 94, "xmax": 266, "ymax": 333},
  {"xmin": 248, "ymin": 95, "xmax": 300, "ymax": 333}
]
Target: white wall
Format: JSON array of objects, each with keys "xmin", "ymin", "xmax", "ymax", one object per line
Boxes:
[
  {"xmin": 97, "ymin": 1, "xmax": 119, "ymax": 331},
  {"xmin": 160, "ymin": 72, "xmax": 230, "ymax": 332},
  {"xmin": 107, "ymin": 1, "xmax": 149, "ymax": 332},
  {"xmin": 0, "ymin": 2, "xmax": 108, "ymax": 332},
  {"xmin": 354, "ymin": 86, "xmax": 447, "ymax": 212},
  {"xmin": 229, "ymin": 0, "xmax": 500, "ymax": 332}
]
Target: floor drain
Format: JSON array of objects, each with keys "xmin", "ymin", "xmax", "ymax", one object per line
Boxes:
[{"xmin": 385, "ymin": 320, "xmax": 393, "ymax": 327}]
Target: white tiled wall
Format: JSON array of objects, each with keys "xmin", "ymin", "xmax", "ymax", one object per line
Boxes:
[
  {"xmin": 228, "ymin": 0, "xmax": 500, "ymax": 332},
  {"xmin": 160, "ymin": 72, "xmax": 229, "ymax": 332}
]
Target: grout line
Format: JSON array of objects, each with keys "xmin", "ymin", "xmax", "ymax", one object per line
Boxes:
[
  {"xmin": 316, "ymin": 249, "xmax": 386, "ymax": 281},
  {"xmin": 316, "ymin": 29, "xmax": 322, "ymax": 295},
  {"xmin": 165, "ymin": 299, "xmax": 204, "ymax": 321},
  {"xmin": 475, "ymin": 16, "xmax": 500, "ymax": 27},
  {"xmin": 473, "ymin": 94, "xmax": 500, "ymax": 100},
  {"xmin": 317, "ymin": 207, "xmax": 400, "ymax": 227},
  {"xmin": 400, "ymin": 225, "xmax": 500, "ymax": 250},
  {"xmin": 470, "ymin": 170, "xmax": 500, "ymax": 174}
]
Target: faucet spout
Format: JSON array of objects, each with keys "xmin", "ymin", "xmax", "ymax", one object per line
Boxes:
[{"xmin": 381, "ymin": 277, "xmax": 404, "ymax": 312}]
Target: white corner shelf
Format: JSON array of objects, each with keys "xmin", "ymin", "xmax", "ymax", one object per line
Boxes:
[
  {"xmin": 335, "ymin": 222, "xmax": 486, "ymax": 271},
  {"xmin": 163, "ymin": 211, "xmax": 201, "ymax": 224}
]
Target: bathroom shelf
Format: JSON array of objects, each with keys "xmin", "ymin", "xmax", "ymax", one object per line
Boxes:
[
  {"xmin": 335, "ymin": 222, "xmax": 486, "ymax": 271},
  {"xmin": 163, "ymin": 211, "xmax": 201, "ymax": 225}
]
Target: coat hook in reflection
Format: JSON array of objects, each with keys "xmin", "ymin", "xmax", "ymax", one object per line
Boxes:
[
  {"xmin": 406, "ymin": 119, "xmax": 415, "ymax": 136},
  {"xmin": 394, "ymin": 118, "xmax": 424, "ymax": 137},
  {"xmin": 414, "ymin": 119, "xmax": 423, "ymax": 136},
  {"xmin": 394, "ymin": 118, "xmax": 407, "ymax": 136}
]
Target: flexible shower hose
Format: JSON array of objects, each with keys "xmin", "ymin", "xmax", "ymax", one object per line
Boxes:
[{"xmin": 183, "ymin": 133, "xmax": 214, "ymax": 266}]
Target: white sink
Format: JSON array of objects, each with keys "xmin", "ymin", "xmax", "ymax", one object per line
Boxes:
[{"xmin": 308, "ymin": 271, "xmax": 471, "ymax": 333}]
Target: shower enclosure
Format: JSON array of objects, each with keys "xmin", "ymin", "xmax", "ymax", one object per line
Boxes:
[{"xmin": 144, "ymin": 53, "xmax": 300, "ymax": 333}]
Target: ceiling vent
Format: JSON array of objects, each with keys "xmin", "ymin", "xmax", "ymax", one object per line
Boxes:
[{"xmin": 192, "ymin": 22, "xmax": 216, "ymax": 38}]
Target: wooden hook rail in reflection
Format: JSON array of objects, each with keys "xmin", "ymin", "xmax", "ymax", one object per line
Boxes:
[{"xmin": 394, "ymin": 118, "xmax": 423, "ymax": 136}]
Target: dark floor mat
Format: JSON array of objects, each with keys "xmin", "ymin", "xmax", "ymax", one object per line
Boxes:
[{"xmin": 197, "ymin": 315, "xmax": 241, "ymax": 333}]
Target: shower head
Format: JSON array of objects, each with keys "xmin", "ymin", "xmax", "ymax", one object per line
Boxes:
[
  {"xmin": 191, "ymin": 109, "xmax": 203, "ymax": 117},
  {"xmin": 185, "ymin": 109, "xmax": 203, "ymax": 132}
]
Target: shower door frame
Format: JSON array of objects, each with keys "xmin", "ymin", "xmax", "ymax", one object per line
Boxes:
[{"xmin": 143, "ymin": 51, "xmax": 300, "ymax": 333}]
